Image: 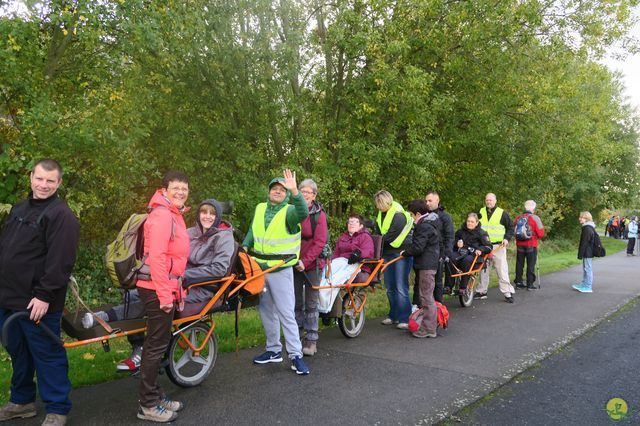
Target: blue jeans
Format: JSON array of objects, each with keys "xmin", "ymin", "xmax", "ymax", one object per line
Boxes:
[
  {"xmin": 383, "ymin": 254, "xmax": 413, "ymax": 323},
  {"xmin": 581, "ymin": 258, "xmax": 593, "ymax": 289},
  {"xmin": 0, "ymin": 309, "xmax": 72, "ymax": 415}
]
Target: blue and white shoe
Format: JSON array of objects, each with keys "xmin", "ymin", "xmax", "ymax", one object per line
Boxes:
[
  {"xmin": 290, "ymin": 356, "xmax": 310, "ymax": 375},
  {"xmin": 253, "ymin": 351, "xmax": 283, "ymax": 364},
  {"xmin": 572, "ymin": 284, "xmax": 593, "ymax": 293}
]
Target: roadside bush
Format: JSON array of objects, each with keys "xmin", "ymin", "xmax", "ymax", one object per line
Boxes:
[{"xmin": 66, "ymin": 243, "xmax": 122, "ymax": 311}]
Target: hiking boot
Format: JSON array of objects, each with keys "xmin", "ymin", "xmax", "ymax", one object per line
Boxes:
[
  {"xmin": 505, "ymin": 295, "xmax": 514, "ymax": 303},
  {"xmin": 514, "ymin": 282, "xmax": 526, "ymax": 289},
  {"xmin": 81, "ymin": 311, "xmax": 109, "ymax": 329},
  {"xmin": 290, "ymin": 356, "xmax": 310, "ymax": 375},
  {"xmin": 302, "ymin": 340, "xmax": 317, "ymax": 356},
  {"xmin": 527, "ymin": 283, "xmax": 538, "ymax": 290},
  {"xmin": 116, "ymin": 346, "xmax": 142, "ymax": 372},
  {"xmin": 41, "ymin": 413, "xmax": 67, "ymax": 426},
  {"xmin": 412, "ymin": 327, "xmax": 437, "ymax": 338},
  {"xmin": 0, "ymin": 401, "xmax": 37, "ymax": 421},
  {"xmin": 253, "ymin": 351, "xmax": 283, "ymax": 364},
  {"xmin": 159, "ymin": 397, "xmax": 183, "ymax": 412},
  {"xmin": 396, "ymin": 322, "xmax": 409, "ymax": 330},
  {"xmin": 137, "ymin": 405, "xmax": 178, "ymax": 423},
  {"xmin": 475, "ymin": 292, "xmax": 488, "ymax": 300},
  {"xmin": 381, "ymin": 318, "xmax": 396, "ymax": 325}
]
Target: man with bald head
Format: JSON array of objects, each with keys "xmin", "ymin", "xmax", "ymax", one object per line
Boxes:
[
  {"xmin": 416, "ymin": 191, "xmax": 455, "ymax": 304},
  {"xmin": 476, "ymin": 193, "xmax": 515, "ymax": 303}
]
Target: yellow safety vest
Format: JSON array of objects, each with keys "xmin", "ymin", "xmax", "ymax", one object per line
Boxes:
[
  {"xmin": 480, "ymin": 206, "xmax": 505, "ymax": 243},
  {"xmin": 376, "ymin": 201, "xmax": 413, "ymax": 248},
  {"xmin": 251, "ymin": 203, "xmax": 300, "ymax": 268}
]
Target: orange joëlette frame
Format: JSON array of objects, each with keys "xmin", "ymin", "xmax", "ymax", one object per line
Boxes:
[
  {"xmin": 449, "ymin": 244, "xmax": 504, "ymax": 278},
  {"xmin": 311, "ymin": 255, "xmax": 405, "ymax": 315},
  {"xmin": 62, "ymin": 258, "xmax": 289, "ymax": 350}
]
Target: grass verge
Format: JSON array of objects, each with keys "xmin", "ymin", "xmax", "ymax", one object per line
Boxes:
[{"xmin": 0, "ymin": 237, "xmax": 628, "ymax": 404}]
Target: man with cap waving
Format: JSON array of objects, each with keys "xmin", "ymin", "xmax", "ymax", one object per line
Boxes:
[{"xmin": 243, "ymin": 169, "xmax": 311, "ymax": 375}]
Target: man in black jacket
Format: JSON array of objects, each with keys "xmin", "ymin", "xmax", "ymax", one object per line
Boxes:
[
  {"xmin": 419, "ymin": 191, "xmax": 455, "ymax": 304},
  {"xmin": 0, "ymin": 159, "xmax": 80, "ymax": 426}
]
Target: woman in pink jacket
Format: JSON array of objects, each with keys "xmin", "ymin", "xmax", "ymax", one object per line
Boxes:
[{"xmin": 136, "ymin": 171, "xmax": 190, "ymax": 423}]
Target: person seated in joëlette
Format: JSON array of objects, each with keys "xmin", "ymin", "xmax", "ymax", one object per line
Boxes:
[
  {"xmin": 452, "ymin": 212, "xmax": 492, "ymax": 294},
  {"xmin": 331, "ymin": 213, "xmax": 375, "ymax": 282}
]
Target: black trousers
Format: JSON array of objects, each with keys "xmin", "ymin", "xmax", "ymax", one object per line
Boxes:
[
  {"xmin": 627, "ymin": 238, "xmax": 636, "ymax": 254},
  {"xmin": 515, "ymin": 246, "xmax": 537, "ymax": 285}
]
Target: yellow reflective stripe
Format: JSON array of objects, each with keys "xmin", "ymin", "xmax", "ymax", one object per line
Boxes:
[
  {"xmin": 251, "ymin": 202, "xmax": 300, "ymax": 267},
  {"xmin": 480, "ymin": 207, "xmax": 505, "ymax": 242},
  {"xmin": 254, "ymin": 235, "xmax": 301, "ymax": 245},
  {"xmin": 377, "ymin": 201, "xmax": 412, "ymax": 248},
  {"xmin": 389, "ymin": 210, "xmax": 413, "ymax": 248}
]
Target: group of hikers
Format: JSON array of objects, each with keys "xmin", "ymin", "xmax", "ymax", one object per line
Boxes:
[
  {"xmin": 605, "ymin": 215, "xmax": 639, "ymax": 257},
  {"xmin": 0, "ymin": 159, "xmax": 609, "ymax": 424}
]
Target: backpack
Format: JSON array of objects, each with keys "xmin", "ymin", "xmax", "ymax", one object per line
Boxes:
[
  {"xmin": 407, "ymin": 301, "xmax": 450, "ymax": 332},
  {"xmin": 310, "ymin": 207, "xmax": 331, "ymax": 259},
  {"xmin": 515, "ymin": 214, "xmax": 533, "ymax": 241},
  {"xmin": 592, "ymin": 232, "xmax": 606, "ymax": 257},
  {"xmin": 105, "ymin": 206, "xmax": 174, "ymax": 290},
  {"xmin": 105, "ymin": 213, "xmax": 149, "ymax": 290},
  {"xmin": 5, "ymin": 198, "xmax": 61, "ymax": 231},
  {"xmin": 234, "ymin": 247, "xmax": 265, "ymax": 295}
]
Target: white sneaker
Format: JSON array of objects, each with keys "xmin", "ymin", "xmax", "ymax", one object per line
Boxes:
[
  {"xmin": 81, "ymin": 311, "xmax": 109, "ymax": 329},
  {"xmin": 396, "ymin": 322, "xmax": 409, "ymax": 330},
  {"xmin": 137, "ymin": 405, "xmax": 177, "ymax": 423},
  {"xmin": 381, "ymin": 318, "xmax": 394, "ymax": 325}
]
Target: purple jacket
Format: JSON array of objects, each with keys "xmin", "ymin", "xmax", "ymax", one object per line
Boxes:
[
  {"xmin": 299, "ymin": 202, "xmax": 328, "ymax": 271},
  {"xmin": 332, "ymin": 228, "xmax": 374, "ymax": 273}
]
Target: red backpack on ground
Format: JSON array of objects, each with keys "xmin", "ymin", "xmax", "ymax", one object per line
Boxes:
[{"xmin": 408, "ymin": 302, "xmax": 449, "ymax": 332}]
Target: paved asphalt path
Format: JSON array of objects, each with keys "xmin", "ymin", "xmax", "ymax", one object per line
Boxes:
[
  {"xmin": 449, "ymin": 296, "xmax": 640, "ymax": 425},
  {"xmin": 10, "ymin": 251, "xmax": 640, "ymax": 425}
]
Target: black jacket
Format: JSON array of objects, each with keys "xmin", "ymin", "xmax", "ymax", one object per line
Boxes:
[
  {"xmin": 432, "ymin": 206, "xmax": 455, "ymax": 259},
  {"xmin": 454, "ymin": 223, "xmax": 492, "ymax": 257},
  {"xmin": 578, "ymin": 223, "xmax": 596, "ymax": 259},
  {"xmin": 479, "ymin": 206, "xmax": 514, "ymax": 242},
  {"xmin": 0, "ymin": 193, "xmax": 80, "ymax": 312},
  {"xmin": 403, "ymin": 213, "xmax": 440, "ymax": 270}
]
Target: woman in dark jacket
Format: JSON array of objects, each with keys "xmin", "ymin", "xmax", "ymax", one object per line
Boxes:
[
  {"xmin": 573, "ymin": 211, "xmax": 596, "ymax": 293},
  {"xmin": 402, "ymin": 200, "xmax": 440, "ymax": 338},
  {"xmin": 453, "ymin": 213, "xmax": 492, "ymax": 293}
]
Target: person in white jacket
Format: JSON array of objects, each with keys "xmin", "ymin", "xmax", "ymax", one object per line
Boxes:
[{"xmin": 627, "ymin": 217, "xmax": 638, "ymax": 256}]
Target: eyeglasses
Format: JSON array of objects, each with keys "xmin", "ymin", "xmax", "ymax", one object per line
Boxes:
[
  {"xmin": 167, "ymin": 186, "xmax": 189, "ymax": 193},
  {"xmin": 300, "ymin": 190, "xmax": 315, "ymax": 195}
]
